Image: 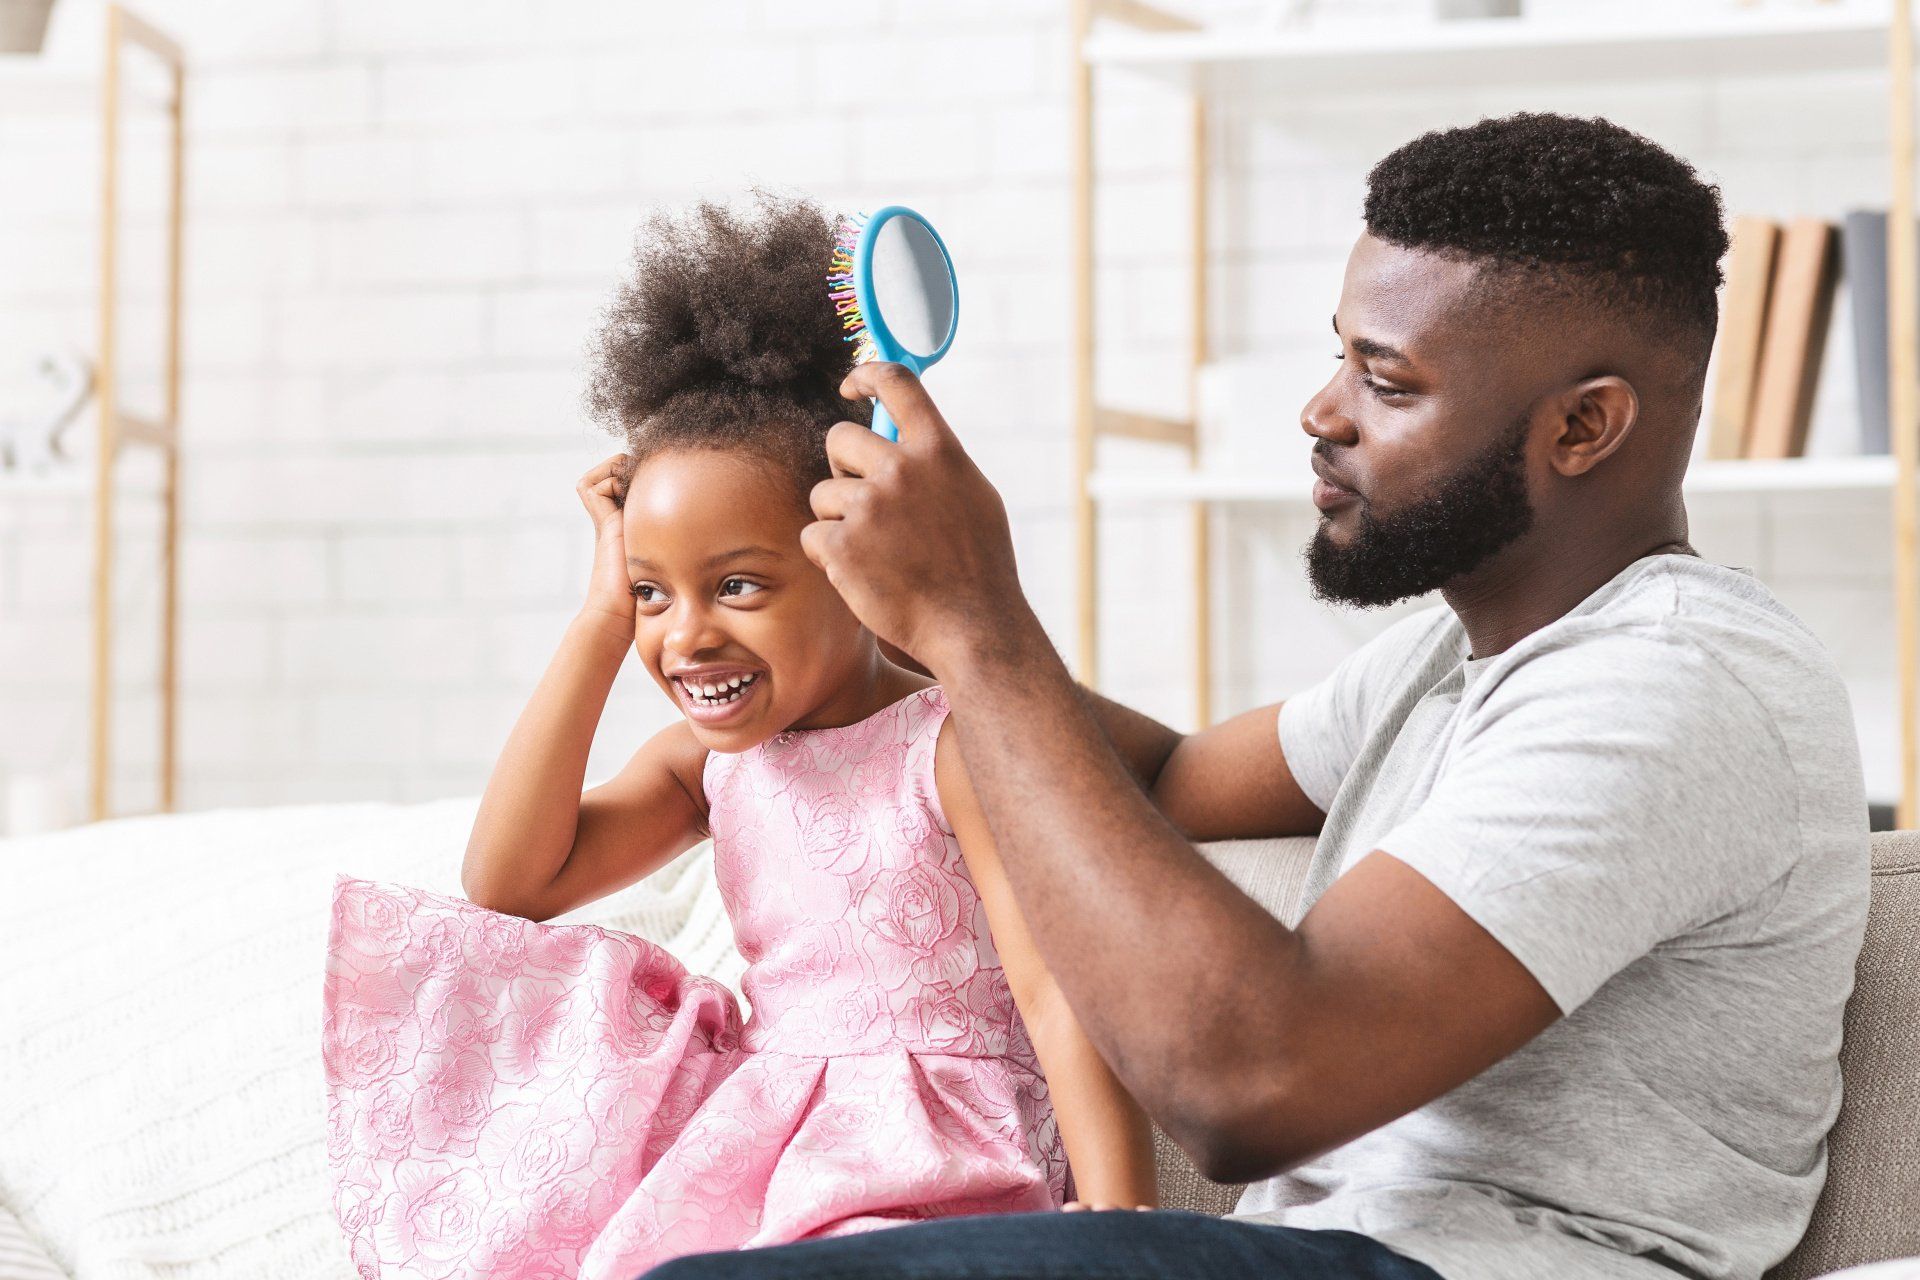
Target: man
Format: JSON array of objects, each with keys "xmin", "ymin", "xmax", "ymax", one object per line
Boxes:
[{"xmin": 648, "ymin": 113, "xmax": 1870, "ymax": 1280}]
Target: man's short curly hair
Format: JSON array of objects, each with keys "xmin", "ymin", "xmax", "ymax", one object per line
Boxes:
[
  {"xmin": 585, "ymin": 190, "xmax": 872, "ymax": 501},
  {"xmin": 1364, "ymin": 113, "xmax": 1728, "ymax": 366}
]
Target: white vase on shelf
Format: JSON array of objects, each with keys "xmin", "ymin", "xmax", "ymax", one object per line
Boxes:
[
  {"xmin": 1434, "ymin": 0, "xmax": 1520, "ymax": 18},
  {"xmin": 3, "ymin": 769, "xmax": 82, "ymax": 837},
  {"xmin": 0, "ymin": 0, "xmax": 56, "ymax": 54}
]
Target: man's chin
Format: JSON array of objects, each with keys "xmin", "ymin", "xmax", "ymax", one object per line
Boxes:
[
  {"xmin": 1308, "ymin": 577, "xmax": 1424, "ymax": 611},
  {"xmin": 1303, "ymin": 528, "xmax": 1430, "ymax": 609}
]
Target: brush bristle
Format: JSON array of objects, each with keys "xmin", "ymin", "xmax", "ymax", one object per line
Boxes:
[{"xmin": 827, "ymin": 213, "xmax": 877, "ymax": 365}]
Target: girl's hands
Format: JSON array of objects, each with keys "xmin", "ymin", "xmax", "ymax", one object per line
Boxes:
[{"xmin": 577, "ymin": 453, "xmax": 638, "ymax": 638}]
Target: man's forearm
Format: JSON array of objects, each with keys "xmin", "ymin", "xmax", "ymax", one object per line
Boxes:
[
  {"xmin": 935, "ymin": 610, "xmax": 1303, "ymax": 1151},
  {"xmin": 1074, "ymin": 686, "xmax": 1184, "ymax": 789}
]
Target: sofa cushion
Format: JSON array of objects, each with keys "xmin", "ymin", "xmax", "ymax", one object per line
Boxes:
[
  {"xmin": 1769, "ymin": 830, "xmax": 1920, "ymax": 1279},
  {"xmin": 0, "ymin": 1203, "xmax": 65, "ymax": 1280},
  {"xmin": 0, "ymin": 797, "xmax": 733, "ymax": 1280}
]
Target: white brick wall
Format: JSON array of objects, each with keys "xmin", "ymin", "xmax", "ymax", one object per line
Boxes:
[{"xmin": 0, "ymin": 0, "xmax": 1903, "ymax": 825}]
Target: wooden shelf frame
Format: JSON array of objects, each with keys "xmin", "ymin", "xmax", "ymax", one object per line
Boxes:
[
  {"xmin": 1072, "ymin": 0, "xmax": 1215, "ymax": 726},
  {"xmin": 1893, "ymin": 0, "xmax": 1917, "ymax": 826},
  {"xmin": 88, "ymin": 4, "xmax": 185, "ymax": 823},
  {"xmin": 1071, "ymin": 2, "xmax": 1920, "ymax": 821}
]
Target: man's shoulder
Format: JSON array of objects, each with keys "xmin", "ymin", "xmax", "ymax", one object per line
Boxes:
[
  {"xmin": 1469, "ymin": 557, "xmax": 1864, "ymax": 842},
  {"xmin": 1489, "ymin": 555, "xmax": 1846, "ymax": 711}
]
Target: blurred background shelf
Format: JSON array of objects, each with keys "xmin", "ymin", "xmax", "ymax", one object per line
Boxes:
[
  {"xmin": 0, "ymin": 55, "xmax": 173, "ymax": 112},
  {"xmin": 0, "ymin": 469, "xmax": 164, "ymax": 497},
  {"xmin": 1088, "ymin": 455, "xmax": 1901, "ymax": 505},
  {"xmin": 1083, "ymin": 3, "xmax": 1892, "ymax": 92},
  {"xmin": 0, "ymin": 5, "xmax": 186, "ymax": 824},
  {"xmin": 1072, "ymin": 0, "xmax": 1920, "ymax": 821},
  {"xmin": 0, "ymin": 56, "xmax": 101, "ymax": 111}
]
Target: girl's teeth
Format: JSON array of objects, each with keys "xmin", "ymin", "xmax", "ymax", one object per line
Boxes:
[{"xmin": 678, "ymin": 674, "xmax": 757, "ymax": 707}]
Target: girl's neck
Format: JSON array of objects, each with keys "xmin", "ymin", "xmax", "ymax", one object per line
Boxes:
[{"xmin": 784, "ymin": 651, "xmax": 933, "ymax": 734}]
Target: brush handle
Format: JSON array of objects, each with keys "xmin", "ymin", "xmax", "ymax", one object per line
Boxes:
[{"xmin": 870, "ymin": 398, "xmax": 899, "ymax": 442}]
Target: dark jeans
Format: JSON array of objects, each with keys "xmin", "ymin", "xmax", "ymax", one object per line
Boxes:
[{"xmin": 636, "ymin": 1209, "xmax": 1446, "ymax": 1280}]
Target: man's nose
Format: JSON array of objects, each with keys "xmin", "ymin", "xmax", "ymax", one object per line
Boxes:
[{"xmin": 1301, "ymin": 377, "xmax": 1358, "ymax": 446}]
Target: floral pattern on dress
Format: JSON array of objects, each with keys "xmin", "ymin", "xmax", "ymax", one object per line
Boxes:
[{"xmin": 324, "ymin": 686, "xmax": 1065, "ymax": 1279}]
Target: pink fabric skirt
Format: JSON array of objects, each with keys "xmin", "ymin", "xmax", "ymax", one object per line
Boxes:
[{"xmin": 323, "ymin": 876, "xmax": 1062, "ymax": 1280}]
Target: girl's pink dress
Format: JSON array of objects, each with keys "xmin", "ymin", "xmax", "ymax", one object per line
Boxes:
[{"xmin": 322, "ymin": 686, "xmax": 1066, "ymax": 1280}]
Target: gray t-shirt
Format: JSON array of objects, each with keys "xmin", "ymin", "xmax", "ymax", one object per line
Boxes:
[{"xmin": 1232, "ymin": 553, "xmax": 1870, "ymax": 1280}]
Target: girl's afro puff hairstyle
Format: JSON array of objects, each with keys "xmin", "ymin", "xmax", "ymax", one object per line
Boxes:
[{"xmin": 584, "ymin": 189, "xmax": 873, "ymax": 502}]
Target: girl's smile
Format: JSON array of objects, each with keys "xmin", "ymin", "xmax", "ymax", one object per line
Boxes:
[
  {"xmin": 668, "ymin": 667, "xmax": 764, "ymax": 725},
  {"xmin": 622, "ymin": 445, "xmax": 925, "ymax": 753}
]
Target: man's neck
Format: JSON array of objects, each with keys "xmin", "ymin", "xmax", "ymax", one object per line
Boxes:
[{"xmin": 1440, "ymin": 517, "xmax": 1695, "ymax": 660}]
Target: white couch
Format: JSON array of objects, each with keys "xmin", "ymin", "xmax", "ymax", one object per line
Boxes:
[
  {"xmin": 0, "ymin": 797, "xmax": 742, "ymax": 1280},
  {"xmin": 3, "ymin": 800, "xmax": 1914, "ymax": 1279}
]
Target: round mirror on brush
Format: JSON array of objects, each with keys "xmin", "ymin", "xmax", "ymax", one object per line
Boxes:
[{"xmin": 827, "ymin": 206, "xmax": 960, "ymax": 441}]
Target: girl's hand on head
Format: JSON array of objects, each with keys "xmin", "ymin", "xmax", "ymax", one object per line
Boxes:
[{"xmin": 577, "ymin": 453, "xmax": 638, "ymax": 638}]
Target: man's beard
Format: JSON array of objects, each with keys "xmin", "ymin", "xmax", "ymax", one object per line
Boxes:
[{"xmin": 1304, "ymin": 414, "xmax": 1535, "ymax": 609}]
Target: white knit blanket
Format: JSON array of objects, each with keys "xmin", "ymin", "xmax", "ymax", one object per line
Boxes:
[{"xmin": 0, "ymin": 796, "xmax": 743, "ymax": 1280}]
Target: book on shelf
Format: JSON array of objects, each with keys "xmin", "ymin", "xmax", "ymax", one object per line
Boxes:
[
  {"xmin": 1705, "ymin": 214, "xmax": 1779, "ymax": 460},
  {"xmin": 1843, "ymin": 208, "xmax": 1902, "ymax": 458},
  {"xmin": 1747, "ymin": 216, "xmax": 1839, "ymax": 461},
  {"xmin": 1704, "ymin": 210, "xmax": 1913, "ymax": 465}
]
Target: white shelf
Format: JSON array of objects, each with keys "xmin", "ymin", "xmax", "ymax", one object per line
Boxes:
[
  {"xmin": 0, "ymin": 469, "xmax": 162, "ymax": 497},
  {"xmin": 0, "ymin": 51, "xmax": 174, "ymax": 116},
  {"xmin": 1683, "ymin": 454, "xmax": 1898, "ymax": 493},
  {"xmin": 0, "ymin": 57, "xmax": 95, "ymax": 112},
  {"xmin": 1083, "ymin": 5, "xmax": 1893, "ymax": 93},
  {"xmin": 1089, "ymin": 455, "xmax": 1898, "ymax": 505}
]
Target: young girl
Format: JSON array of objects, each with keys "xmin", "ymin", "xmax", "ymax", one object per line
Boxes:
[{"xmin": 323, "ymin": 193, "xmax": 1156, "ymax": 1280}]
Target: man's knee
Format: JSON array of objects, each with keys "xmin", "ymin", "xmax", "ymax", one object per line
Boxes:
[
  {"xmin": 632, "ymin": 1212, "xmax": 1075, "ymax": 1280},
  {"xmin": 636, "ymin": 1253, "xmax": 733, "ymax": 1280}
]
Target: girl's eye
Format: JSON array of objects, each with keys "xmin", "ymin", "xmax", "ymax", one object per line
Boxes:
[
  {"xmin": 632, "ymin": 582, "xmax": 667, "ymax": 605},
  {"xmin": 718, "ymin": 577, "xmax": 765, "ymax": 600}
]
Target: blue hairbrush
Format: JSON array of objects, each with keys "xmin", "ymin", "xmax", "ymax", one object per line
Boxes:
[{"xmin": 827, "ymin": 205, "xmax": 959, "ymax": 442}]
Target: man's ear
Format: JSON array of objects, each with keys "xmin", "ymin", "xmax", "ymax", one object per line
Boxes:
[{"xmin": 1547, "ymin": 375, "xmax": 1639, "ymax": 478}]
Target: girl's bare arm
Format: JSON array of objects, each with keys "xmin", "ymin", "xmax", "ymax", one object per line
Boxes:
[
  {"xmin": 461, "ymin": 615, "xmax": 709, "ymax": 922},
  {"xmin": 462, "ymin": 454, "xmax": 709, "ymax": 923},
  {"xmin": 935, "ymin": 720, "xmax": 1158, "ymax": 1208}
]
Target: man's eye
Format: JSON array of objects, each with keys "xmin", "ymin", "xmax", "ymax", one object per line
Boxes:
[{"xmin": 719, "ymin": 578, "xmax": 764, "ymax": 599}]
